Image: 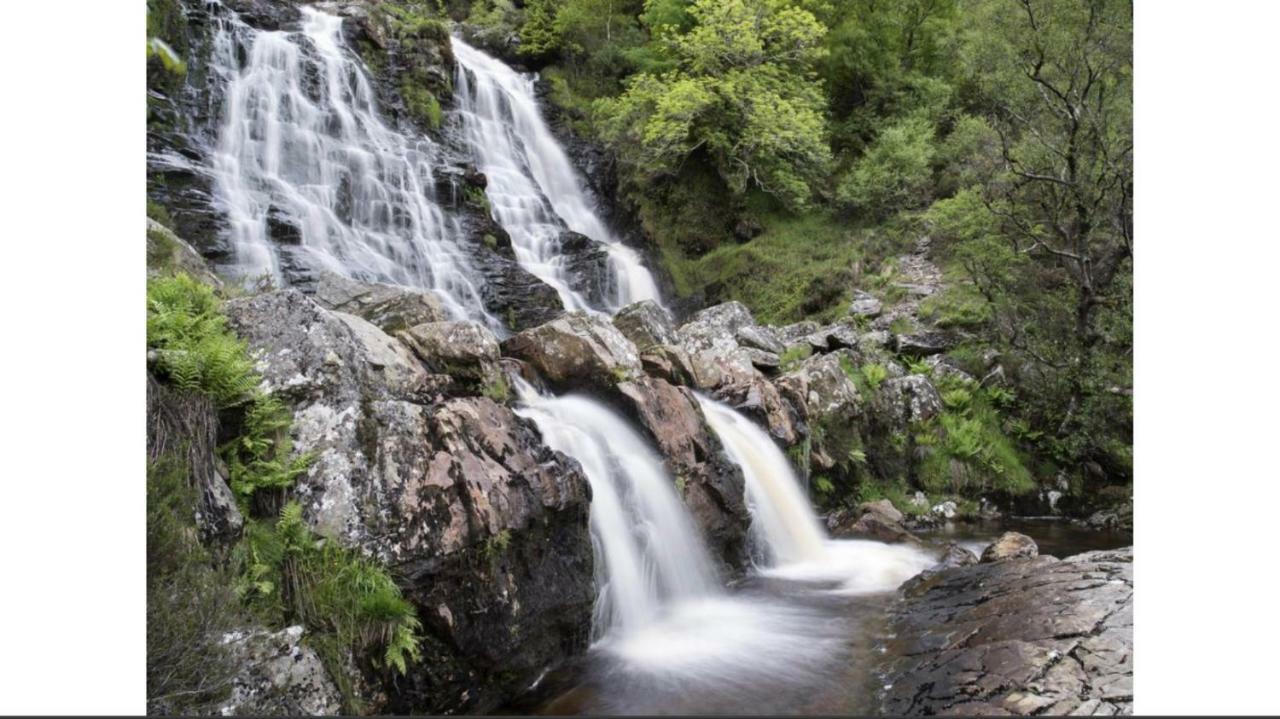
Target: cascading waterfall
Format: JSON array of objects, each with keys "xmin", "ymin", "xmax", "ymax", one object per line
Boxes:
[
  {"xmin": 697, "ymin": 395, "xmax": 828, "ymax": 565},
  {"xmin": 698, "ymin": 395, "xmax": 937, "ymax": 593},
  {"xmin": 208, "ymin": 6, "xmax": 495, "ymax": 326},
  {"xmin": 512, "ymin": 379, "xmax": 720, "ymax": 639},
  {"xmin": 451, "ymin": 38, "xmax": 662, "ymax": 313}
]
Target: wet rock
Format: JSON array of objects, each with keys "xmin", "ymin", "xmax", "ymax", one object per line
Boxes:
[
  {"xmin": 217, "ymin": 626, "xmax": 342, "ymax": 716},
  {"xmin": 981, "ymin": 531, "xmax": 1040, "ymax": 563},
  {"xmin": 709, "ymin": 366, "xmax": 799, "ymax": 445},
  {"xmin": 502, "ymin": 311, "xmax": 642, "ymax": 392},
  {"xmin": 615, "ymin": 377, "xmax": 750, "ymax": 566},
  {"xmin": 559, "ymin": 231, "xmax": 614, "ymax": 309},
  {"xmin": 313, "ymin": 271, "xmax": 447, "ymax": 335},
  {"xmin": 265, "ymin": 206, "xmax": 303, "ymax": 245},
  {"xmin": 899, "ymin": 542, "xmax": 980, "ymax": 595},
  {"xmin": 882, "ymin": 548, "xmax": 1133, "ymax": 716},
  {"xmin": 469, "ymin": 243, "xmax": 566, "ymax": 332},
  {"xmin": 839, "ymin": 499, "xmax": 920, "ymax": 544},
  {"xmin": 894, "ymin": 330, "xmax": 961, "ymax": 357},
  {"xmin": 225, "ymin": 290, "xmax": 595, "ymax": 713},
  {"xmin": 613, "ymin": 300, "xmax": 676, "ymax": 350}
]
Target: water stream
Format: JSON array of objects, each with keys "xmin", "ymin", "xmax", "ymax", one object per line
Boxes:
[{"xmin": 451, "ymin": 38, "xmax": 661, "ymax": 313}]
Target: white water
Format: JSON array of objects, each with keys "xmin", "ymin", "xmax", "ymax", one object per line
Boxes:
[
  {"xmin": 698, "ymin": 395, "xmax": 937, "ymax": 593},
  {"xmin": 513, "ymin": 380, "xmax": 719, "ymax": 639},
  {"xmin": 698, "ymin": 395, "xmax": 828, "ymax": 565},
  {"xmin": 452, "ymin": 38, "xmax": 662, "ymax": 313},
  {"xmin": 208, "ymin": 7, "xmax": 495, "ymax": 326}
]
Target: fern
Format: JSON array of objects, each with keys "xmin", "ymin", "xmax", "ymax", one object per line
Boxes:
[
  {"xmin": 861, "ymin": 363, "xmax": 888, "ymax": 392},
  {"xmin": 147, "ymin": 274, "xmax": 257, "ymax": 406}
]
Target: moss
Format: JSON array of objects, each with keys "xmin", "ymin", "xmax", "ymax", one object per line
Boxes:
[
  {"xmin": 778, "ymin": 344, "xmax": 813, "ymax": 371},
  {"xmin": 482, "ymin": 374, "xmax": 510, "ymax": 403},
  {"xmin": 482, "ymin": 233, "xmax": 499, "ymax": 249},
  {"xmin": 401, "ymin": 82, "xmax": 443, "ymax": 130}
]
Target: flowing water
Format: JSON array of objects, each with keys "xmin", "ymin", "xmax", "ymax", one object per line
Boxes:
[
  {"xmin": 451, "ymin": 38, "xmax": 662, "ymax": 313},
  {"xmin": 207, "ymin": 6, "xmax": 496, "ymax": 324}
]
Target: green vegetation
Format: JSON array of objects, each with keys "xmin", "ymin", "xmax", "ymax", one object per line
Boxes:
[
  {"xmin": 778, "ymin": 343, "xmax": 813, "ymax": 372},
  {"xmin": 915, "ymin": 377, "xmax": 1035, "ymax": 496},
  {"xmin": 482, "ymin": 373, "xmax": 511, "ymax": 403},
  {"xmin": 146, "ymin": 274, "xmax": 256, "ymax": 407},
  {"xmin": 146, "ymin": 274, "xmax": 421, "ymax": 712}
]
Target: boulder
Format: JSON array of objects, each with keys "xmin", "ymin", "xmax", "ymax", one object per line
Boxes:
[
  {"xmin": 735, "ymin": 324, "xmax": 785, "ymax": 354},
  {"xmin": 225, "ymin": 290, "xmax": 595, "ymax": 713},
  {"xmin": 894, "ymin": 330, "xmax": 961, "ymax": 357},
  {"xmin": 981, "ymin": 531, "xmax": 1040, "ymax": 562},
  {"xmin": 615, "ymin": 377, "xmax": 750, "ymax": 565},
  {"xmin": 881, "ymin": 548, "xmax": 1133, "ymax": 716},
  {"xmin": 558, "ymin": 231, "xmax": 614, "ymax": 309},
  {"xmin": 313, "ymin": 271, "xmax": 447, "ymax": 334},
  {"xmin": 501, "ymin": 311, "xmax": 642, "ymax": 392},
  {"xmin": 849, "ymin": 291, "xmax": 883, "ymax": 318},
  {"xmin": 844, "ymin": 500, "xmax": 920, "ymax": 544},
  {"xmin": 217, "ymin": 626, "xmax": 342, "ymax": 716},
  {"xmin": 613, "ymin": 300, "xmax": 676, "ymax": 349},
  {"xmin": 146, "ymin": 218, "xmax": 224, "ymax": 288},
  {"xmin": 937, "ymin": 541, "xmax": 980, "ymax": 570},
  {"xmin": 675, "ymin": 301, "xmax": 756, "ymax": 356},
  {"xmin": 775, "ymin": 351, "xmax": 864, "ymax": 473},
  {"xmin": 399, "ymin": 320, "xmax": 500, "ymax": 384},
  {"xmin": 874, "ymin": 375, "xmax": 944, "ymax": 426},
  {"xmin": 639, "ymin": 344, "xmax": 697, "ymax": 386},
  {"xmin": 709, "ymin": 366, "xmax": 799, "ymax": 445}
]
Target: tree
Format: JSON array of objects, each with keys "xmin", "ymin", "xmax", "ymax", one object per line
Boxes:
[{"xmin": 595, "ymin": 0, "xmax": 832, "ymax": 209}]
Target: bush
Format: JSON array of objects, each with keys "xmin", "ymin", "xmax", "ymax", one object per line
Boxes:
[
  {"xmin": 239, "ymin": 503, "xmax": 422, "ymax": 677},
  {"xmin": 836, "ymin": 114, "xmax": 936, "ymax": 218},
  {"xmin": 147, "ymin": 457, "xmax": 241, "ymax": 714},
  {"xmin": 222, "ymin": 394, "xmax": 312, "ymax": 515},
  {"xmin": 147, "ymin": 274, "xmax": 257, "ymax": 407}
]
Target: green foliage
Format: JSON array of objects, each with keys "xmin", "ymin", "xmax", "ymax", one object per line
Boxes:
[
  {"xmin": 147, "ymin": 458, "xmax": 241, "ymax": 713},
  {"xmin": 482, "ymin": 373, "xmax": 511, "ymax": 403},
  {"xmin": 916, "ymin": 380, "xmax": 1034, "ymax": 496},
  {"xmin": 860, "ymin": 363, "xmax": 888, "ymax": 392},
  {"xmin": 812, "ymin": 475, "xmax": 835, "ymax": 497},
  {"xmin": 401, "ymin": 82, "xmax": 443, "ymax": 130},
  {"xmin": 239, "ymin": 502, "xmax": 422, "ymax": 677},
  {"xmin": 147, "ymin": 200, "xmax": 173, "ymax": 228},
  {"xmin": 596, "ymin": 0, "xmax": 832, "ymax": 209},
  {"xmin": 903, "ymin": 355, "xmax": 931, "ymax": 375},
  {"xmin": 836, "ymin": 114, "xmax": 935, "ymax": 218},
  {"xmin": 147, "ymin": 37, "xmax": 187, "ymax": 76},
  {"xmin": 147, "ymin": 274, "xmax": 257, "ymax": 407},
  {"xmin": 918, "ymin": 283, "xmax": 992, "ymax": 329},
  {"xmin": 222, "ymin": 394, "xmax": 312, "ymax": 512},
  {"xmin": 779, "ymin": 343, "xmax": 813, "ymax": 372}
]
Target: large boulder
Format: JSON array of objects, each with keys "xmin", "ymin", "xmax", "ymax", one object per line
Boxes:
[
  {"xmin": 398, "ymin": 320, "xmax": 502, "ymax": 394},
  {"xmin": 882, "ymin": 548, "xmax": 1133, "ymax": 716},
  {"xmin": 639, "ymin": 344, "xmax": 697, "ymax": 387},
  {"xmin": 613, "ymin": 300, "xmax": 676, "ymax": 350},
  {"xmin": 774, "ymin": 350, "xmax": 866, "ymax": 474},
  {"xmin": 216, "ymin": 626, "xmax": 342, "ymax": 716},
  {"xmin": 675, "ymin": 301, "xmax": 757, "ymax": 356},
  {"xmin": 146, "ymin": 218, "xmax": 224, "ymax": 288},
  {"xmin": 313, "ymin": 271, "xmax": 447, "ymax": 335},
  {"xmin": 225, "ymin": 290, "xmax": 595, "ymax": 714},
  {"xmin": 501, "ymin": 311, "xmax": 642, "ymax": 392},
  {"xmin": 981, "ymin": 531, "xmax": 1040, "ymax": 563},
  {"xmin": 829, "ymin": 499, "xmax": 920, "ymax": 544},
  {"xmin": 874, "ymin": 375, "xmax": 944, "ymax": 426},
  {"xmin": 615, "ymin": 377, "xmax": 750, "ymax": 566}
]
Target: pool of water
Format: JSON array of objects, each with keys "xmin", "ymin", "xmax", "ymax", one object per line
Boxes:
[{"xmin": 505, "ymin": 520, "xmax": 1131, "ymax": 716}]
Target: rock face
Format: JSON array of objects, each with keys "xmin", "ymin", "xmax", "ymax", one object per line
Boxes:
[
  {"xmin": 217, "ymin": 626, "xmax": 343, "ymax": 716},
  {"xmin": 313, "ymin": 271, "xmax": 447, "ymax": 335},
  {"xmin": 224, "ymin": 290, "xmax": 595, "ymax": 714},
  {"xmin": 502, "ymin": 311, "xmax": 642, "ymax": 392},
  {"xmin": 615, "ymin": 377, "xmax": 750, "ymax": 567},
  {"xmin": 882, "ymin": 547, "xmax": 1134, "ymax": 716}
]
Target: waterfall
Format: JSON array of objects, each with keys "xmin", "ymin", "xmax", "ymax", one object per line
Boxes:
[
  {"xmin": 697, "ymin": 396, "xmax": 828, "ymax": 566},
  {"xmin": 513, "ymin": 380, "xmax": 720, "ymax": 639},
  {"xmin": 208, "ymin": 7, "xmax": 495, "ymax": 326},
  {"xmin": 451, "ymin": 38, "xmax": 662, "ymax": 313}
]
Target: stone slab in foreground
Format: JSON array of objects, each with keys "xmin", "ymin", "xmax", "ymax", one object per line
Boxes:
[{"xmin": 881, "ymin": 547, "xmax": 1133, "ymax": 716}]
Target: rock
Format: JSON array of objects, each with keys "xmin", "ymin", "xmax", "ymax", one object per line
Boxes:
[
  {"xmin": 710, "ymin": 366, "xmax": 799, "ymax": 445},
  {"xmin": 849, "ymin": 291, "xmax": 883, "ymax": 318},
  {"xmin": 615, "ymin": 377, "xmax": 749, "ymax": 565},
  {"xmin": 613, "ymin": 300, "xmax": 676, "ymax": 349},
  {"xmin": 1084, "ymin": 501, "xmax": 1134, "ymax": 531},
  {"xmin": 739, "ymin": 346, "xmax": 781, "ymax": 372},
  {"xmin": 858, "ymin": 498, "xmax": 905, "ymax": 523},
  {"xmin": 558, "ymin": 231, "xmax": 614, "ymax": 309},
  {"xmin": 875, "ymin": 375, "xmax": 944, "ymax": 426},
  {"xmin": 931, "ymin": 500, "xmax": 958, "ymax": 519},
  {"xmin": 776, "ymin": 321, "xmax": 821, "ymax": 344},
  {"xmin": 675, "ymin": 301, "xmax": 756, "ymax": 356},
  {"xmin": 639, "ymin": 344, "xmax": 697, "ymax": 386},
  {"xmin": 881, "ymin": 548, "xmax": 1133, "ymax": 716},
  {"xmin": 225, "ymin": 290, "xmax": 595, "ymax": 713},
  {"xmin": 845, "ymin": 499, "xmax": 920, "ymax": 544},
  {"xmin": 146, "ymin": 218, "xmax": 224, "ymax": 288},
  {"xmin": 909, "ymin": 491, "xmax": 929, "ymax": 508},
  {"xmin": 894, "ymin": 330, "xmax": 961, "ymax": 357},
  {"xmin": 924, "ymin": 353, "xmax": 975, "ymax": 383},
  {"xmin": 735, "ymin": 324, "xmax": 785, "ymax": 354},
  {"xmin": 898, "ymin": 542, "xmax": 980, "ymax": 595},
  {"xmin": 217, "ymin": 626, "xmax": 342, "ymax": 716},
  {"xmin": 399, "ymin": 320, "xmax": 500, "ymax": 385},
  {"xmin": 501, "ymin": 311, "xmax": 642, "ymax": 392},
  {"xmin": 981, "ymin": 531, "xmax": 1040, "ymax": 562},
  {"xmin": 938, "ymin": 542, "xmax": 980, "ymax": 569},
  {"xmin": 313, "ymin": 271, "xmax": 447, "ymax": 335}
]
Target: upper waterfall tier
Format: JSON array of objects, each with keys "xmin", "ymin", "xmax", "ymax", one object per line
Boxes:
[
  {"xmin": 208, "ymin": 7, "xmax": 495, "ymax": 325},
  {"xmin": 451, "ymin": 38, "xmax": 663, "ymax": 314}
]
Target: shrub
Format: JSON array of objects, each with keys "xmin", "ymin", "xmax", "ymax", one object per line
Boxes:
[
  {"xmin": 835, "ymin": 114, "xmax": 936, "ymax": 218},
  {"xmin": 147, "ymin": 274, "xmax": 257, "ymax": 407}
]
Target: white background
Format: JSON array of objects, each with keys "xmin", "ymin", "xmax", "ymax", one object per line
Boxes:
[{"xmin": 0, "ymin": 0, "xmax": 1277, "ymax": 714}]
